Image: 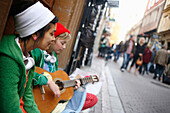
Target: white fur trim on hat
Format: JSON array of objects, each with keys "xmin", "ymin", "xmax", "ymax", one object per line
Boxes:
[{"xmin": 14, "ymin": 1, "xmax": 55, "ymax": 38}]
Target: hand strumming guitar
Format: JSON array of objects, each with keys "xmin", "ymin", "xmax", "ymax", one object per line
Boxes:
[
  {"xmin": 47, "ymin": 79, "xmax": 60, "ymax": 98},
  {"xmin": 43, "ymin": 72, "xmax": 60, "ymax": 98}
]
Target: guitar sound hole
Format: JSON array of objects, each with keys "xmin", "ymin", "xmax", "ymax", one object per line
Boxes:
[{"xmin": 55, "ymin": 80, "xmax": 64, "ymax": 90}]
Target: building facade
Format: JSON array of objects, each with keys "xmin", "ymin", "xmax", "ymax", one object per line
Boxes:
[
  {"xmin": 157, "ymin": 0, "xmax": 170, "ymax": 49},
  {"xmin": 139, "ymin": 0, "xmax": 165, "ymax": 41}
]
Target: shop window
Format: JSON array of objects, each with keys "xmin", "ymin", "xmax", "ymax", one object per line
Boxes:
[
  {"xmin": 153, "ymin": 10, "xmax": 158, "ymax": 22},
  {"xmin": 168, "ymin": 42, "xmax": 170, "ymax": 50},
  {"xmin": 151, "ymin": 0, "xmax": 155, "ymax": 7},
  {"xmin": 167, "ymin": 0, "xmax": 170, "ymax": 7},
  {"xmin": 156, "ymin": 0, "xmax": 159, "ymax": 3}
]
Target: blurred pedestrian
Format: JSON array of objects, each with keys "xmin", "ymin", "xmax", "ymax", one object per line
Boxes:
[
  {"xmin": 148, "ymin": 48, "xmax": 156, "ymax": 74},
  {"xmin": 162, "ymin": 51, "xmax": 170, "ymax": 84},
  {"xmin": 120, "ymin": 35, "xmax": 135, "ymax": 72},
  {"xmin": 98, "ymin": 32, "xmax": 109, "ymax": 58},
  {"xmin": 151, "ymin": 39, "xmax": 162, "ymax": 51},
  {"xmin": 153, "ymin": 45, "xmax": 169, "ymax": 81},
  {"xmin": 140, "ymin": 44, "xmax": 152, "ymax": 75},
  {"xmin": 114, "ymin": 41, "xmax": 124, "ymax": 62},
  {"xmin": 129, "ymin": 37, "xmax": 146, "ymax": 75}
]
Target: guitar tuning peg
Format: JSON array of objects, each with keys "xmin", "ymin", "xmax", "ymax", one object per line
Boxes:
[{"xmin": 93, "ymin": 75, "xmax": 99, "ymax": 82}]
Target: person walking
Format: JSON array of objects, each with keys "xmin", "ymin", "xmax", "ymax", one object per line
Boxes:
[
  {"xmin": 140, "ymin": 44, "xmax": 152, "ymax": 75},
  {"xmin": 129, "ymin": 37, "xmax": 146, "ymax": 75},
  {"xmin": 153, "ymin": 45, "xmax": 169, "ymax": 81},
  {"xmin": 120, "ymin": 35, "xmax": 135, "ymax": 72},
  {"xmin": 114, "ymin": 41, "xmax": 124, "ymax": 62},
  {"xmin": 148, "ymin": 48, "xmax": 156, "ymax": 74},
  {"xmin": 98, "ymin": 32, "xmax": 109, "ymax": 58}
]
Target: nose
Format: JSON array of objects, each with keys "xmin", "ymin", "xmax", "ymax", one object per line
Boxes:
[
  {"xmin": 63, "ymin": 44, "xmax": 66, "ymax": 49},
  {"xmin": 51, "ymin": 36, "xmax": 55, "ymax": 41}
]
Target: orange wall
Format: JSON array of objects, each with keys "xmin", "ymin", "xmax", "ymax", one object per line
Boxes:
[{"xmin": 109, "ymin": 22, "xmax": 120, "ymax": 45}]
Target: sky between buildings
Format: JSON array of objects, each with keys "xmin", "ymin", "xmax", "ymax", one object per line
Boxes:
[{"xmin": 110, "ymin": 0, "xmax": 148, "ymax": 43}]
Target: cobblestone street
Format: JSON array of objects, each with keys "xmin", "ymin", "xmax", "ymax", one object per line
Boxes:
[
  {"xmin": 81, "ymin": 56, "xmax": 170, "ymax": 113},
  {"xmin": 108, "ymin": 58, "xmax": 170, "ymax": 113}
]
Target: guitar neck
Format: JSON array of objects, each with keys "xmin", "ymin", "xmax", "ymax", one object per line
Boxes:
[
  {"xmin": 62, "ymin": 76, "xmax": 93, "ymax": 88},
  {"xmin": 80, "ymin": 76, "xmax": 94, "ymax": 85}
]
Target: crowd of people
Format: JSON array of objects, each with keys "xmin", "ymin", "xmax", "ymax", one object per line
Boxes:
[
  {"xmin": 0, "ymin": 1, "xmax": 97, "ymax": 112},
  {"xmin": 98, "ymin": 34, "xmax": 170, "ymax": 83}
]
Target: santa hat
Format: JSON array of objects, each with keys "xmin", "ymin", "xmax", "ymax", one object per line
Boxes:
[{"xmin": 54, "ymin": 23, "xmax": 71, "ymax": 37}]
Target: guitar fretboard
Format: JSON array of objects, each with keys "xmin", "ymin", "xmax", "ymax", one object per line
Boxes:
[
  {"xmin": 81, "ymin": 76, "xmax": 93, "ymax": 85},
  {"xmin": 62, "ymin": 76, "xmax": 93, "ymax": 88}
]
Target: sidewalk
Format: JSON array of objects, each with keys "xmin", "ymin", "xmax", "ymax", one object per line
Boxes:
[{"xmin": 80, "ymin": 55, "xmax": 125, "ymax": 113}]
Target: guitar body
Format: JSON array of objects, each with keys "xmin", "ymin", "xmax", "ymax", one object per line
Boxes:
[{"xmin": 33, "ymin": 67, "xmax": 74, "ymax": 113}]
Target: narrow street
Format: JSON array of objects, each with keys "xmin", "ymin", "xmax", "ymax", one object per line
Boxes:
[
  {"xmin": 108, "ymin": 58, "xmax": 170, "ymax": 113},
  {"xmin": 81, "ymin": 56, "xmax": 170, "ymax": 113}
]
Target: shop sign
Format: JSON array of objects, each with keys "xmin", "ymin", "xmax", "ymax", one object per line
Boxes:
[{"xmin": 107, "ymin": 0, "xmax": 119, "ymax": 7}]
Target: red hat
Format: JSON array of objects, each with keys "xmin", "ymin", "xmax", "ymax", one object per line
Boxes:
[{"xmin": 54, "ymin": 23, "xmax": 71, "ymax": 37}]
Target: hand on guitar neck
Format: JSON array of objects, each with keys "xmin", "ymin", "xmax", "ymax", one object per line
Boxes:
[
  {"xmin": 42, "ymin": 72, "xmax": 81, "ymax": 98},
  {"xmin": 73, "ymin": 80, "xmax": 81, "ymax": 90}
]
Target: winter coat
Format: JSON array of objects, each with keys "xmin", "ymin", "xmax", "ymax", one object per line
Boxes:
[
  {"xmin": 154, "ymin": 49, "xmax": 169, "ymax": 66},
  {"xmin": 143, "ymin": 47, "xmax": 152, "ymax": 63},
  {"xmin": 123, "ymin": 40, "xmax": 135, "ymax": 54},
  {"xmin": 134, "ymin": 43, "xmax": 146, "ymax": 58},
  {"xmin": 150, "ymin": 50, "xmax": 156, "ymax": 63},
  {"xmin": 115, "ymin": 44, "xmax": 124, "ymax": 53},
  {"xmin": 0, "ymin": 35, "xmax": 40, "ymax": 113},
  {"xmin": 31, "ymin": 48, "xmax": 58, "ymax": 86}
]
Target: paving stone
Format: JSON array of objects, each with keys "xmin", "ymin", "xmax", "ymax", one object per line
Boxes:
[
  {"xmin": 81, "ymin": 56, "xmax": 124, "ymax": 113},
  {"xmin": 112, "ymin": 109, "xmax": 124, "ymax": 113},
  {"xmin": 108, "ymin": 58, "xmax": 170, "ymax": 113}
]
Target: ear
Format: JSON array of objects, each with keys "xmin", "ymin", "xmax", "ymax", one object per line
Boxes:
[{"xmin": 32, "ymin": 34, "xmax": 38, "ymax": 41}]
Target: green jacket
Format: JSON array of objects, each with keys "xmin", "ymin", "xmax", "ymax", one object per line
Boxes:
[
  {"xmin": 0, "ymin": 35, "xmax": 40, "ymax": 113},
  {"xmin": 31, "ymin": 48, "xmax": 58, "ymax": 86}
]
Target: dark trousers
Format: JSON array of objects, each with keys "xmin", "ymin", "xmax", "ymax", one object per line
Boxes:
[
  {"xmin": 98, "ymin": 47, "xmax": 106, "ymax": 57},
  {"xmin": 139, "ymin": 62, "xmax": 148, "ymax": 74},
  {"xmin": 153, "ymin": 64, "xmax": 165, "ymax": 80},
  {"xmin": 130, "ymin": 55, "xmax": 139, "ymax": 68}
]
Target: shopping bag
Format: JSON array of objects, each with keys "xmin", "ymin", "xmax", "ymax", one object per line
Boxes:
[
  {"xmin": 162, "ymin": 74, "xmax": 170, "ymax": 85},
  {"xmin": 149, "ymin": 64, "xmax": 155, "ymax": 73},
  {"xmin": 136, "ymin": 56, "xmax": 143, "ymax": 66}
]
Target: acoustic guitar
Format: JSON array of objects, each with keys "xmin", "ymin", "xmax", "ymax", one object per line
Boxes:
[{"xmin": 33, "ymin": 67, "xmax": 99, "ymax": 113}]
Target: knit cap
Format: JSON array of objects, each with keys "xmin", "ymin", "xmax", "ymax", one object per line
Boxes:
[{"xmin": 54, "ymin": 23, "xmax": 71, "ymax": 37}]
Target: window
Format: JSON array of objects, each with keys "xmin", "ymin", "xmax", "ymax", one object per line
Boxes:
[
  {"xmin": 148, "ymin": 0, "xmax": 152, "ymax": 10},
  {"xmin": 153, "ymin": 10, "xmax": 158, "ymax": 22},
  {"xmin": 156, "ymin": 0, "xmax": 159, "ymax": 3},
  {"xmin": 151, "ymin": 0, "xmax": 155, "ymax": 7}
]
